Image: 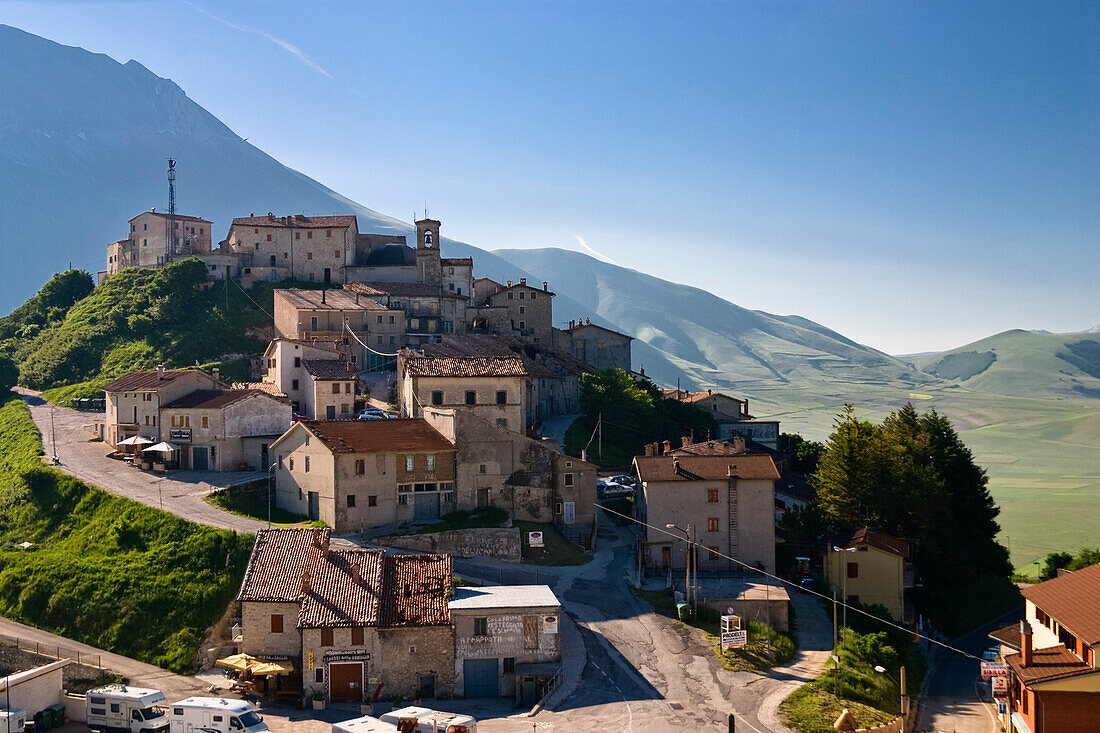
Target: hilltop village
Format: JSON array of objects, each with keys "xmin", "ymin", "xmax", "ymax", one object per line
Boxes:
[{"xmin": 2, "ymin": 204, "xmax": 1096, "ymax": 733}]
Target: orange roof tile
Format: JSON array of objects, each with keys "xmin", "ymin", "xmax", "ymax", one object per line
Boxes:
[
  {"xmin": 1004, "ymin": 644, "xmax": 1096, "ymax": 684},
  {"xmin": 403, "ymin": 355, "xmax": 527, "ymax": 378},
  {"xmin": 1021, "ymin": 563, "xmax": 1100, "ymax": 645},
  {"xmin": 298, "ymin": 419, "xmax": 454, "ymax": 454},
  {"xmin": 846, "ymin": 527, "xmax": 911, "ymax": 559},
  {"xmin": 633, "ymin": 454, "xmax": 780, "ymax": 482}
]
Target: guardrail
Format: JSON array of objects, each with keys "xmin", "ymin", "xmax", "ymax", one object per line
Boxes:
[{"xmin": 0, "ymin": 632, "xmax": 102, "ymax": 670}]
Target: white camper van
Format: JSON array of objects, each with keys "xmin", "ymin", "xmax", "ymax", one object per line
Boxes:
[
  {"xmin": 168, "ymin": 699, "xmax": 267, "ymax": 733},
  {"xmin": 86, "ymin": 686, "xmax": 168, "ymax": 733},
  {"xmin": 1, "ymin": 708, "xmax": 27, "ymax": 733},
  {"xmin": 377, "ymin": 707, "xmax": 476, "ymax": 733},
  {"xmin": 331, "ymin": 716, "xmax": 397, "ymax": 733}
]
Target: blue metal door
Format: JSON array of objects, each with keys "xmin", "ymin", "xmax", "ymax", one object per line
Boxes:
[
  {"xmin": 463, "ymin": 658, "xmax": 499, "ymax": 698},
  {"xmin": 192, "ymin": 446, "xmax": 208, "ymax": 470}
]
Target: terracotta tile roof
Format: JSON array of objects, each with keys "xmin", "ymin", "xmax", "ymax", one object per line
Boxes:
[
  {"xmin": 379, "ymin": 553, "xmax": 453, "ymax": 627},
  {"xmin": 297, "ymin": 419, "xmax": 454, "ymax": 454},
  {"xmin": 845, "ymin": 527, "xmax": 911, "ymax": 559},
  {"xmin": 275, "ymin": 288, "xmax": 385, "ymax": 311},
  {"xmin": 564, "ymin": 321, "xmax": 633, "ymax": 340},
  {"xmin": 423, "ymin": 334, "xmax": 592, "ymax": 378},
  {"xmin": 263, "ymin": 338, "xmax": 342, "ymax": 358},
  {"xmin": 989, "ymin": 623, "xmax": 1022, "ymax": 651},
  {"xmin": 403, "ymin": 355, "xmax": 528, "ymax": 378},
  {"xmin": 1004, "ymin": 644, "xmax": 1096, "ymax": 684},
  {"xmin": 237, "ymin": 528, "xmax": 328, "ymax": 603},
  {"xmin": 345, "ymin": 281, "xmax": 465, "ymax": 299},
  {"xmin": 237, "ymin": 529, "xmax": 452, "ymax": 628},
  {"xmin": 103, "ymin": 369, "xmax": 215, "ymax": 393},
  {"xmin": 671, "ymin": 438, "xmax": 753, "ymax": 457},
  {"xmin": 304, "ymin": 360, "xmax": 357, "ymax": 380},
  {"xmin": 233, "ymin": 382, "xmax": 287, "ymax": 398},
  {"xmin": 299, "ymin": 549, "xmax": 385, "ymax": 627},
  {"xmin": 1020, "ymin": 562, "xmax": 1100, "ymax": 645},
  {"xmin": 161, "ymin": 389, "xmax": 266, "ymax": 410},
  {"xmin": 489, "ymin": 282, "xmax": 555, "ymax": 297},
  {"xmin": 129, "ymin": 211, "xmax": 211, "ymax": 224},
  {"xmin": 232, "ymin": 214, "xmax": 357, "ymax": 229},
  {"xmin": 441, "ymin": 257, "xmax": 473, "ymax": 266},
  {"xmin": 633, "ymin": 454, "xmax": 780, "ymax": 482}
]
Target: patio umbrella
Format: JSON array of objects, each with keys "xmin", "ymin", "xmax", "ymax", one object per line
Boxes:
[
  {"xmin": 215, "ymin": 653, "xmax": 259, "ymax": 672},
  {"xmin": 117, "ymin": 435, "xmax": 153, "ymax": 454},
  {"xmin": 142, "ymin": 441, "xmax": 179, "ymax": 454},
  {"xmin": 250, "ymin": 660, "xmax": 295, "ymax": 676}
]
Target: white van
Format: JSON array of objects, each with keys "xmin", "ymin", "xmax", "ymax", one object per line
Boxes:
[
  {"xmin": 86, "ymin": 686, "xmax": 168, "ymax": 733},
  {"xmin": 331, "ymin": 716, "xmax": 397, "ymax": 733},
  {"xmin": 377, "ymin": 707, "xmax": 476, "ymax": 733},
  {"xmin": 167, "ymin": 698, "xmax": 267, "ymax": 733},
  {"xmin": 1, "ymin": 708, "xmax": 27, "ymax": 733}
]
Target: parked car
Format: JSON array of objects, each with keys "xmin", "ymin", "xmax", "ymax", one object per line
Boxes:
[
  {"xmin": 606, "ymin": 474, "xmax": 636, "ymax": 486},
  {"xmin": 982, "ymin": 647, "xmax": 1000, "ymax": 662},
  {"xmin": 798, "ymin": 576, "xmax": 817, "ymax": 591},
  {"xmin": 597, "ymin": 480, "xmax": 634, "ymax": 499},
  {"xmin": 357, "ymin": 408, "xmax": 395, "ymax": 420}
]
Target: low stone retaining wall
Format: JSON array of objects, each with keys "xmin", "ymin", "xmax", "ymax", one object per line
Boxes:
[
  {"xmin": 855, "ymin": 714, "xmax": 905, "ymax": 733},
  {"xmin": 376, "ymin": 527, "xmax": 521, "ymax": 562}
]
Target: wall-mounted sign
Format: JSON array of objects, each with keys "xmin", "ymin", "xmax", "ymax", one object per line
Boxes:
[
  {"xmin": 323, "ymin": 650, "xmax": 372, "ymax": 663},
  {"xmin": 981, "ymin": 661, "xmax": 1008, "ymax": 680},
  {"xmin": 528, "ymin": 531, "xmax": 544, "ymax": 548},
  {"xmin": 991, "ymin": 676, "xmax": 1008, "ymax": 695},
  {"xmin": 544, "ymin": 615, "xmax": 559, "ymax": 634},
  {"xmin": 307, "ymin": 650, "xmax": 314, "ymax": 671},
  {"xmin": 721, "ymin": 629, "xmax": 748, "ymax": 650},
  {"xmin": 170, "ymin": 428, "xmax": 192, "ymax": 442}
]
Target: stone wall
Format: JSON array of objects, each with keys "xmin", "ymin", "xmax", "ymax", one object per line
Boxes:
[
  {"xmin": 0, "ymin": 645, "xmax": 103, "ymax": 684},
  {"xmin": 854, "ymin": 714, "xmax": 906, "ymax": 733},
  {"xmin": 375, "ymin": 528, "xmax": 521, "ymax": 563}
]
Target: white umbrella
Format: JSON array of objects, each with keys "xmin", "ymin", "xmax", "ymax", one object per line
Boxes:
[
  {"xmin": 117, "ymin": 435, "xmax": 153, "ymax": 446},
  {"xmin": 142, "ymin": 441, "xmax": 180, "ymax": 454}
]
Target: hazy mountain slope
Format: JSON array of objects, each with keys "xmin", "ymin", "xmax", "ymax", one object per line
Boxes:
[
  {"xmin": 493, "ymin": 247, "xmax": 930, "ymax": 392},
  {"xmin": 911, "ymin": 329, "xmax": 1100, "ymax": 399}
]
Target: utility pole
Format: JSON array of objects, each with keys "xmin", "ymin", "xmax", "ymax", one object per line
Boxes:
[
  {"xmin": 900, "ymin": 665, "xmax": 907, "ymax": 717},
  {"xmin": 833, "ymin": 590, "xmax": 839, "ymax": 697},
  {"xmin": 50, "ymin": 405, "xmax": 58, "ymax": 463},
  {"xmin": 728, "ymin": 713, "xmax": 735, "ymax": 732},
  {"xmin": 690, "ymin": 524, "xmax": 698, "ymax": 619},
  {"xmin": 597, "ymin": 413, "xmax": 602, "ymax": 459}
]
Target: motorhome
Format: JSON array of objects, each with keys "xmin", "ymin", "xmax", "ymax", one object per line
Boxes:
[
  {"xmin": 377, "ymin": 707, "xmax": 476, "ymax": 733},
  {"xmin": 167, "ymin": 699, "xmax": 267, "ymax": 733},
  {"xmin": 331, "ymin": 716, "xmax": 397, "ymax": 733},
  {"xmin": 1, "ymin": 708, "xmax": 26, "ymax": 733},
  {"xmin": 86, "ymin": 686, "xmax": 168, "ymax": 733}
]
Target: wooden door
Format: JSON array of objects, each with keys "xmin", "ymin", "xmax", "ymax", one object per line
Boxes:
[{"xmin": 329, "ymin": 662, "xmax": 363, "ymax": 703}]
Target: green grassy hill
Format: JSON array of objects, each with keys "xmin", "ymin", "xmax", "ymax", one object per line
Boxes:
[{"xmin": 910, "ymin": 329, "xmax": 1100, "ymax": 400}]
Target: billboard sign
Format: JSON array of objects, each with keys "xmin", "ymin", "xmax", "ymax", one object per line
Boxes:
[
  {"xmin": 981, "ymin": 661, "xmax": 1008, "ymax": 680},
  {"xmin": 721, "ymin": 629, "xmax": 748, "ymax": 650}
]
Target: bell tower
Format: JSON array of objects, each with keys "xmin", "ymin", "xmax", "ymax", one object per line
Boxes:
[{"xmin": 415, "ymin": 216, "xmax": 442, "ymax": 285}]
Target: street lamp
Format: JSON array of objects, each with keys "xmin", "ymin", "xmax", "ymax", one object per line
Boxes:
[
  {"xmin": 833, "ymin": 545, "xmax": 857, "ymax": 628},
  {"xmin": 667, "ymin": 523, "xmax": 696, "ymax": 617},
  {"xmin": 873, "ymin": 665, "xmax": 907, "ymax": 717}
]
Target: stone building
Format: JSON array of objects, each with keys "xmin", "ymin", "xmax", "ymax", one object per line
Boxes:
[
  {"xmin": 261, "ymin": 338, "xmax": 342, "ymax": 412},
  {"xmin": 449, "ymin": 585, "xmax": 561, "ymax": 703},
  {"xmin": 227, "ymin": 214, "xmax": 358, "ymax": 286},
  {"xmin": 159, "ymin": 389, "xmax": 292, "ymax": 471},
  {"xmin": 634, "ymin": 448, "xmax": 779, "ymax": 576},
  {"xmin": 398, "ymin": 353, "xmax": 528, "ymax": 432},
  {"xmin": 272, "ymin": 288, "xmax": 402, "ymax": 367},
  {"xmin": 270, "ymin": 419, "xmax": 456, "ymax": 529},
  {"xmin": 422, "ymin": 407, "xmax": 597, "ymax": 542},
  {"xmin": 105, "ymin": 211, "xmax": 213, "ymax": 278},
  {"xmin": 469, "ymin": 278, "xmax": 555, "ymax": 346},
  {"xmin": 662, "ymin": 389, "xmax": 779, "ymax": 448},
  {"xmin": 558, "ymin": 319, "xmax": 633, "ymax": 372},
  {"xmin": 345, "ymin": 282, "xmax": 467, "ymax": 346},
  {"xmin": 101, "ymin": 367, "xmax": 221, "ymax": 447},
  {"xmin": 236, "ymin": 528, "xmax": 454, "ymax": 703}
]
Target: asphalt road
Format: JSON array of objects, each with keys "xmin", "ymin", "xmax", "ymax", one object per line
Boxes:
[{"xmin": 914, "ymin": 608, "xmax": 1023, "ymax": 733}]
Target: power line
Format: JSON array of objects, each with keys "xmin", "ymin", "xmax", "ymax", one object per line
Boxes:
[
  {"xmin": 595, "ymin": 502, "xmax": 983, "ymax": 662},
  {"xmin": 342, "ymin": 320, "xmax": 400, "ymax": 358},
  {"xmin": 227, "ymin": 277, "xmax": 274, "ymax": 320}
]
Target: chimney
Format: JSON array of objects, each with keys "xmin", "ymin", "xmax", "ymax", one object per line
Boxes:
[
  {"xmin": 707, "ymin": 388, "xmax": 712, "ymax": 395},
  {"xmin": 645, "ymin": 443, "xmax": 655, "ymax": 457},
  {"xmin": 1020, "ymin": 620, "xmax": 1032, "ymax": 666},
  {"xmin": 520, "ymin": 277, "xmax": 526, "ymax": 286},
  {"xmin": 300, "ymin": 571, "xmax": 312, "ymax": 595},
  {"xmin": 212, "ymin": 367, "xmax": 220, "ymax": 383},
  {"xmin": 321, "ymin": 289, "xmax": 326, "ymax": 304},
  {"xmin": 507, "ymin": 280, "xmax": 512, "ymax": 287},
  {"xmin": 672, "ymin": 457, "xmax": 681, "ymax": 474},
  {"xmin": 743, "ymin": 398, "xmax": 749, "ymax": 416},
  {"xmin": 250, "ymin": 212, "xmax": 255, "ymax": 217},
  {"xmin": 728, "ymin": 464, "xmax": 739, "ymax": 479},
  {"xmin": 156, "ymin": 364, "xmax": 165, "ymax": 380},
  {"xmin": 355, "ymin": 292, "xmax": 360, "ymax": 304},
  {"xmin": 681, "ymin": 436, "xmax": 692, "ymax": 448},
  {"xmin": 321, "ymin": 534, "xmax": 330, "ymax": 556},
  {"xmin": 662, "ymin": 439, "xmax": 672, "ymax": 454},
  {"xmin": 350, "ymin": 563, "xmax": 360, "ymax": 585},
  {"xmin": 543, "ymin": 281, "xmax": 548, "ymax": 291}
]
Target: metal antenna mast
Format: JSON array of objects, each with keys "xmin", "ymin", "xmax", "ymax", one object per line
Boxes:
[{"xmin": 167, "ymin": 158, "xmax": 177, "ymax": 262}]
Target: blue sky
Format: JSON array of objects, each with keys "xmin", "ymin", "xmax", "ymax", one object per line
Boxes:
[{"xmin": 2, "ymin": 0, "xmax": 1096, "ymax": 353}]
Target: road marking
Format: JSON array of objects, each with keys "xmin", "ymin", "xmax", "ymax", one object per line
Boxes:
[{"xmin": 589, "ymin": 660, "xmax": 633, "ymax": 733}]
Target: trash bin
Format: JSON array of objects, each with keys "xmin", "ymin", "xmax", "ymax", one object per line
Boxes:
[
  {"xmin": 676, "ymin": 600, "xmax": 692, "ymax": 621},
  {"xmin": 32, "ymin": 711, "xmax": 47, "ymax": 732},
  {"xmin": 46, "ymin": 705, "xmax": 65, "ymax": 728}
]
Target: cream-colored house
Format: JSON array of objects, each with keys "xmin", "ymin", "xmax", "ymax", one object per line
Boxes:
[
  {"xmin": 102, "ymin": 367, "xmax": 221, "ymax": 447},
  {"xmin": 159, "ymin": 389, "xmax": 292, "ymax": 471},
  {"xmin": 398, "ymin": 353, "xmax": 528, "ymax": 432},
  {"xmin": 301, "ymin": 361, "xmax": 358, "ymax": 420},
  {"xmin": 261, "ymin": 338, "xmax": 342, "ymax": 412},
  {"xmin": 237, "ymin": 527, "xmax": 454, "ymax": 703},
  {"xmin": 823, "ymin": 527, "xmax": 914, "ymax": 623},
  {"xmin": 270, "ymin": 419, "xmax": 456, "ymax": 529},
  {"xmin": 272, "ymin": 288, "xmax": 397, "ymax": 368},
  {"xmin": 635, "ymin": 450, "xmax": 779, "ymax": 575}
]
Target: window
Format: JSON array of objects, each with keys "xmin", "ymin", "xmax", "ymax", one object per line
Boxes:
[
  {"xmin": 398, "ymin": 494, "xmax": 408, "ymax": 505},
  {"xmin": 479, "ymin": 464, "xmax": 487, "ymax": 474},
  {"xmin": 564, "ymin": 472, "xmax": 574, "ymax": 487},
  {"xmin": 254, "ymin": 228, "xmax": 259, "ymax": 234},
  {"xmin": 519, "ymin": 291, "xmax": 525, "ymax": 300},
  {"xmin": 377, "ymin": 315, "xmax": 383, "ymax": 324},
  {"xmin": 496, "ymin": 418, "xmax": 508, "ymax": 428},
  {"xmin": 326, "ymin": 229, "xmax": 332, "ymax": 237},
  {"xmin": 332, "ymin": 382, "xmax": 341, "ymax": 395},
  {"xmin": 707, "ymin": 517, "xmax": 719, "ymax": 532},
  {"xmin": 474, "ymin": 617, "xmax": 488, "ymax": 636},
  {"xmin": 465, "ymin": 390, "xmax": 476, "ymax": 406},
  {"xmin": 271, "ymin": 614, "xmax": 283, "ymax": 633},
  {"xmin": 351, "ymin": 627, "xmax": 364, "ymax": 646},
  {"xmin": 305, "ymin": 456, "xmax": 310, "ymax": 472},
  {"xmin": 406, "ymin": 456, "xmax": 415, "ymax": 472},
  {"xmin": 847, "ymin": 562, "xmax": 859, "ymax": 579},
  {"xmin": 368, "ymin": 495, "xmax": 377, "ymax": 507},
  {"xmin": 310, "ymin": 316, "xmax": 318, "ymax": 331},
  {"xmin": 389, "ymin": 315, "xmax": 395, "ymax": 324},
  {"xmin": 335, "ymin": 249, "xmax": 341, "ymax": 258},
  {"xmin": 320, "ymin": 628, "xmax": 334, "ymax": 646},
  {"xmin": 278, "ymin": 455, "xmax": 283, "ymax": 469},
  {"xmin": 496, "ymin": 390, "xmax": 507, "ymax": 405},
  {"xmin": 707, "ymin": 489, "xmax": 719, "ymax": 503},
  {"xmin": 531, "ymin": 292, "xmax": 537, "ymax": 300},
  {"xmin": 341, "ymin": 403, "xmax": 350, "ymax": 414},
  {"xmin": 355, "ymin": 459, "xmax": 365, "ymax": 475},
  {"xmin": 347, "ymin": 495, "xmax": 356, "ymax": 508},
  {"xmin": 427, "ymin": 455, "xmax": 436, "ymax": 472},
  {"xmin": 291, "ymin": 379, "xmax": 299, "ymax": 390},
  {"xmin": 503, "ymin": 657, "xmax": 515, "ymax": 674},
  {"xmin": 431, "ymin": 390, "xmax": 443, "ymax": 406},
  {"xmin": 307, "ymin": 252, "xmax": 313, "ymax": 261},
  {"xmin": 307, "ymin": 231, "xmax": 313, "ymax": 239},
  {"xmin": 289, "ymin": 458, "xmax": 294, "ymax": 470},
  {"xmin": 519, "ymin": 306, "xmax": 526, "ymax": 314},
  {"xmin": 202, "ymin": 416, "xmax": 209, "ymax": 428},
  {"xmin": 519, "ymin": 321, "xmax": 526, "ymax": 330},
  {"xmin": 315, "ymin": 668, "xmax": 324, "ymax": 684},
  {"xmin": 507, "ymin": 292, "xmax": 514, "ymax": 300},
  {"xmin": 145, "ymin": 415, "xmax": 149, "ymax": 426},
  {"xmin": 266, "ymin": 234, "xmax": 272, "ymax": 242},
  {"xmin": 345, "ymin": 382, "xmax": 351, "ymax": 394},
  {"xmin": 184, "ymin": 416, "xmax": 190, "ymax": 427}
]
